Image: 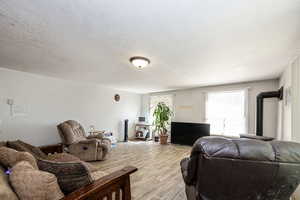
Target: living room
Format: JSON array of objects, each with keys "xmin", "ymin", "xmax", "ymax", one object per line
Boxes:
[{"xmin": 0, "ymin": 1, "xmax": 300, "ymax": 200}]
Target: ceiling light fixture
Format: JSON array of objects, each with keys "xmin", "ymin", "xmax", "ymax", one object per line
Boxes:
[{"xmin": 129, "ymin": 56, "xmax": 150, "ymax": 69}]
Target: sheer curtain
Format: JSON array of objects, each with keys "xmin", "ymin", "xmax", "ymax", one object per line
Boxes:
[{"xmin": 205, "ymin": 90, "xmax": 248, "ymax": 137}]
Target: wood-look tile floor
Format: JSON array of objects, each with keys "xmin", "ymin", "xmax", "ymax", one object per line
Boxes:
[{"xmin": 93, "ymin": 141, "xmax": 192, "ymax": 200}]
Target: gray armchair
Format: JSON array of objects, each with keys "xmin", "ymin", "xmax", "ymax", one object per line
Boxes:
[{"xmin": 57, "ymin": 120, "xmax": 111, "ymax": 161}]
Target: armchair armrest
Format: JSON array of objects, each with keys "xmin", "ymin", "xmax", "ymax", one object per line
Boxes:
[
  {"xmin": 68, "ymin": 140, "xmax": 99, "ymax": 161},
  {"xmin": 100, "ymin": 138, "xmax": 112, "ymax": 151},
  {"xmin": 61, "ymin": 166, "xmax": 137, "ymax": 200},
  {"xmin": 101, "ymin": 138, "xmax": 111, "ymax": 143},
  {"xmin": 69, "ymin": 139, "xmax": 99, "ymax": 150},
  {"xmin": 77, "ymin": 139, "xmax": 99, "ymax": 145},
  {"xmin": 87, "ymin": 134, "xmax": 104, "ymax": 140},
  {"xmin": 180, "ymin": 157, "xmax": 197, "ymax": 186}
]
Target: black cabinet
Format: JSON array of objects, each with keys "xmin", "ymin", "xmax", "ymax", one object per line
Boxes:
[{"xmin": 171, "ymin": 122, "xmax": 210, "ymax": 146}]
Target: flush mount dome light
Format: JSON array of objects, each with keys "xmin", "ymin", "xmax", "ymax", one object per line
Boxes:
[{"xmin": 129, "ymin": 56, "xmax": 150, "ymax": 69}]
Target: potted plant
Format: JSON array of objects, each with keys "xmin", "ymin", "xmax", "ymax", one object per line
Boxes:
[{"xmin": 153, "ymin": 102, "xmax": 173, "ymax": 145}]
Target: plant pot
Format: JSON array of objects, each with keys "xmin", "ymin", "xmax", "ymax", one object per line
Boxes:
[
  {"xmin": 159, "ymin": 135, "xmax": 168, "ymax": 145},
  {"xmin": 154, "ymin": 136, "xmax": 159, "ymax": 142}
]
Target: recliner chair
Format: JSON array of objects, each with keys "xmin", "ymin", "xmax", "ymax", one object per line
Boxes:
[
  {"xmin": 57, "ymin": 120, "xmax": 111, "ymax": 161},
  {"xmin": 181, "ymin": 136, "xmax": 300, "ymax": 200}
]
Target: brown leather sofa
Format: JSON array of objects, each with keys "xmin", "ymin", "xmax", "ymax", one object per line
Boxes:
[
  {"xmin": 181, "ymin": 136, "xmax": 300, "ymax": 200},
  {"xmin": 57, "ymin": 120, "xmax": 111, "ymax": 161}
]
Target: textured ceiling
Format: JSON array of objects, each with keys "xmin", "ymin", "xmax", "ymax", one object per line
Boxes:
[{"xmin": 0, "ymin": 0, "xmax": 300, "ymax": 93}]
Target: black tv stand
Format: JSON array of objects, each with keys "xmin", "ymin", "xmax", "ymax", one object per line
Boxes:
[{"xmin": 171, "ymin": 122, "xmax": 210, "ymax": 146}]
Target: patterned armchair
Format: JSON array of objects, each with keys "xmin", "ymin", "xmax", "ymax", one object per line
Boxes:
[{"xmin": 57, "ymin": 120, "xmax": 111, "ymax": 161}]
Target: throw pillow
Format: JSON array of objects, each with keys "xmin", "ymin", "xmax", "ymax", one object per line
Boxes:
[
  {"xmin": 37, "ymin": 159, "xmax": 93, "ymax": 194},
  {"xmin": 9, "ymin": 161, "xmax": 64, "ymax": 200},
  {"xmin": 7, "ymin": 140, "xmax": 47, "ymax": 159},
  {"xmin": 0, "ymin": 147, "xmax": 38, "ymax": 169}
]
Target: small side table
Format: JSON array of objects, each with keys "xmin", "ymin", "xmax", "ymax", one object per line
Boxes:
[
  {"xmin": 88, "ymin": 130, "xmax": 117, "ymax": 145},
  {"xmin": 135, "ymin": 123, "xmax": 151, "ymax": 140},
  {"xmin": 88, "ymin": 130, "xmax": 105, "ymax": 137}
]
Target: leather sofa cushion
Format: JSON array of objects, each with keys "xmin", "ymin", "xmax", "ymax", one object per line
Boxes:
[
  {"xmin": 0, "ymin": 165, "xmax": 18, "ymax": 200},
  {"xmin": 0, "ymin": 147, "xmax": 38, "ymax": 169},
  {"xmin": 10, "ymin": 161, "xmax": 64, "ymax": 200},
  {"xmin": 192, "ymin": 136, "xmax": 300, "ymax": 163},
  {"xmin": 270, "ymin": 140, "xmax": 300, "ymax": 162}
]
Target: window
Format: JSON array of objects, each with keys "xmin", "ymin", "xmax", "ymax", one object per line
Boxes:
[{"xmin": 205, "ymin": 90, "xmax": 247, "ymax": 137}]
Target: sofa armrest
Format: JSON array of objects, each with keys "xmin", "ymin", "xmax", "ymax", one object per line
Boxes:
[
  {"xmin": 39, "ymin": 143, "xmax": 64, "ymax": 154},
  {"xmin": 180, "ymin": 157, "xmax": 189, "ymax": 180},
  {"xmin": 61, "ymin": 166, "xmax": 137, "ymax": 200},
  {"xmin": 180, "ymin": 157, "xmax": 197, "ymax": 186},
  {"xmin": 240, "ymin": 134, "xmax": 274, "ymax": 141}
]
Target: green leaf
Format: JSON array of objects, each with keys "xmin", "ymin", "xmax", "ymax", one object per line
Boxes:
[{"xmin": 152, "ymin": 102, "xmax": 173, "ymax": 136}]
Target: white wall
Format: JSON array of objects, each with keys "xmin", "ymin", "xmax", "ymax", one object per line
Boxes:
[
  {"xmin": 143, "ymin": 79, "xmax": 279, "ymax": 138},
  {"xmin": 0, "ymin": 68, "xmax": 141, "ymax": 146},
  {"xmin": 273, "ymin": 56, "xmax": 300, "ymax": 200},
  {"xmin": 140, "ymin": 94, "xmax": 150, "ymax": 121},
  {"xmin": 293, "ymin": 56, "xmax": 300, "ymax": 200},
  {"xmin": 277, "ymin": 56, "xmax": 300, "ymax": 142},
  {"xmin": 278, "ymin": 65, "xmax": 292, "ymax": 141},
  {"xmin": 292, "ymin": 57, "xmax": 300, "ymax": 142}
]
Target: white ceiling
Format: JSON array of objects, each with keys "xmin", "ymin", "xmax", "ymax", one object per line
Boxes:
[{"xmin": 0, "ymin": 0, "xmax": 300, "ymax": 93}]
